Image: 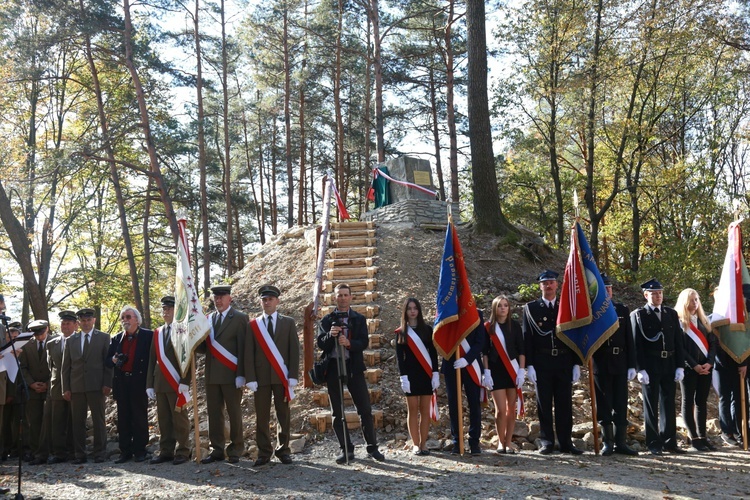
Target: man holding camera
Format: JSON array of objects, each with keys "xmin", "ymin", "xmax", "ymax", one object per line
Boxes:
[
  {"xmin": 318, "ymin": 283, "xmax": 384, "ymax": 464},
  {"xmin": 107, "ymin": 306, "xmax": 153, "ymax": 463}
]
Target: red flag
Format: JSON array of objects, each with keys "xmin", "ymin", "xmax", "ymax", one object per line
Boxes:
[
  {"xmin": 331, "ymin": 182, "xmax": 350, "ymax": 220},
  {"xmin": 557, "ymin": 222, "xmax": 593, "ymax": 330}
]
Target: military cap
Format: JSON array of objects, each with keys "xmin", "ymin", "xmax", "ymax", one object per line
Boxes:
[
  {"xmin": 76, "ymin": 308, "xmax": 95, "ymax": 318},
  {"xmin": 27, "ymin": 319, "xmax": 49, "ymax": 333},
  {"xmin": 537, "ymin": 270, "xmax": 559, "ymax": 282},
  {"xmin": 210, "ymin": 285, "xmax": 232, "ymax": 296},
  {"xmin": 601, "ymin": 273, "xmax": 613, "ymax": 286},
  {"xmin": 161, "ymin": 296, "xmax": 176, "ymax": 307},
  {"xmin": 8, "ymin": 321, "xmax": 21, "ymax": 329},
  {"xmin": 58, "ymin": 310, "xmax": 77, "ymax": 321},
  {"xmin": 640, "ymin": 279, "xmax": 663, "ymax": 291},
  {"xmin": 258, "ymin": 284, "xmax": 281, "ymax": 298}
]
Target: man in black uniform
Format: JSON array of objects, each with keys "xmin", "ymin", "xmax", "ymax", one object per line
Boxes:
[
  {"xmin": 592, "ymin": 274, "xmax": 637, "ymax": 456},
  {"xmin": 523, "ymin": 270, "xmax": 582, "ymax": 455},
  {"xmin": 630, "ymin": 279, "xmax": 685, "ymax": 455}
]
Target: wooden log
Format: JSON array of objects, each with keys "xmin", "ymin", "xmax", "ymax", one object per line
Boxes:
[
  {"xmin": 331, "ymin": 229, "xmax": 376, "ymax": 239},
  {"xmin": 369, "ymin": 388, "xmax": 382, "ymax": 404},
  {"xmin": 372, "ymin": 410, "xmax": 384, "ymax": 429},
  {"xmin": 323, "ymin": 279, "xmax": 377, "ymax": 293},
  {"xmin": 319, "ymin": 304, "xmax": 380, "ymax": 318},
  {"xmin": 364, "ymin": 368, "xmax": 383, "ymax": 384},
  {"xmin": 331, "ymin": 221, "xmax": 373, "ymax": 230},
  {"xmin": 363, "ymin": 349, "xmax": 381, "ymax": 366},
  {"xmin": 325, "ymin": 257, "xmax": 376, "ymax": 268},
  {"xmin": 328, "ymin": 247, "xmax": 376, "ymax": 258},
  {"xmin": 330, "ymin": 237, "xmax": 377, "ymax": 248},
  {"xmin": 324, "ymin": 266, "xmax": 378, "ymax": 280},
  {"xmin": 366, "ymin": 319, "xmax": 381, "ymax": 334},
  {"xmin": 368, "ymin": 333, "xmax": 384, "ymax": 348}
]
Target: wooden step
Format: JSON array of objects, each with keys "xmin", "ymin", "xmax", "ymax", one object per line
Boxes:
[
  {"xmin": 324, "ymin": 266, "xmax": 378, "ymax": 280},
  {"xmin": 363, "ymin": 349, "xmax": 381, "ymax": 366},
  {"xmin": 330, "ymin": 237, "xmax": 377, "ymax": 248},
  {"xmin": 328, "ymin": 247, "xmax": 377, "ymax": 258},
  {"xmin": 368, "ymin": 333, "xmax": 385, "ymax": 348},
  {"xmin": 322, "ymin": 279, "xmax": 377, "ymax": 293},
  {"xmin": 331, "ymin": 229, "xmax": 376, "ymax": 239},
  {"xmin": 367, "ymin": 319, "xmax": 381, "ymax": 334},
  {"xmin": 309, "ymin": 409, "xmax": 383, "ymax": 432},
  {"xmin": 320, "ymin": 305, "xmax": 380, "ymax": 318},
  {"xmin": 325, "ymin": 257, "xmax": 377, "ymax": 268},
  {"xmin": 364, "ymin": 368, "xmax": 383, "ymax": 384},
  {"xmin": 320, "ymin": 291, "xmax": 378, "ymax": 306},
  {"xmin": 311, "ymin": 388, "xmax": 382, "ymax": 408},
  {"xmin": 331, "ymin": 221, "xmax": 374, "ymax": 230}
]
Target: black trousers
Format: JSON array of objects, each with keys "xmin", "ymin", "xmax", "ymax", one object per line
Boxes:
[
  {"xmin": 115, "ymin": 378, "xmax": 149, "ymax": 457},
  {"xmin": 594, "ymin": 371, "xmax": 628, "ymax": 427},
  {"xmin": 642, "ymin": 370, "xmax": 677, "ymax": 449},
  {"xmin": 716, "ymin": 364, "xmax": 749, "ymax": 437},
  {"xmin": 680, "ymin": 369, "xmax": 711, "ymax": 439},
  {"xmin": 443, "ymin": 366, "xmax": 482, "ymax": 448},
  {"xmin": 325, "ymin": 359, "xmax": 377, "ymax": 452},
  {"xmin": 536, "ymin": 367, "xmax": 573, "ymax": 449}
]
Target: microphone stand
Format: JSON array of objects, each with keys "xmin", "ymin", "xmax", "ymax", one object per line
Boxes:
[{"xmin": 335, "ymin": 325, "xmax": 350, "ymax": 465}]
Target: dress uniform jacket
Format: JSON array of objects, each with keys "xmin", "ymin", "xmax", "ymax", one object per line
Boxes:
[
  {"xmin": 200, "ymin": 307, "xmax": 248, "ymax": 384},
  {"xmin": 593, "ymin": 302, "xmax": 636, "ymax": 375},
  {"xmin": 245, "ymin": 314, "xmax": 300, "ymax": 386},
  {"xmin": 46, "ymin": 334, "xmax": 72, "ymax": 460},
  {"xmin": 19, "ymin": 335, "xmax": 52, "ymax": 458}
]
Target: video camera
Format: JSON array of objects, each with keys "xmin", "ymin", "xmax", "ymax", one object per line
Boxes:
[
  {"xmin": 114, "ymin": 352, "xmax": 129, "ymax": 369},
  {"xmin": 331, "ymin": 310, "xmax": 349, "ymax": 328}
]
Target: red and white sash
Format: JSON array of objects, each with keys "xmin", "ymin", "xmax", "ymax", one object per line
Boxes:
[
  {"xmin": 154, "ymin": 327, "xmax": 191, "ymax": 409},
  {"xmin": 405, "ymin": 326, "xmax": 438, "ymax": 421},
  {"xmin": 458, "ymin": 338, "xmax": 487, "ymax": 403},
  {"xmin": 486, "ymin": 321, "xmax": 525, "ymax": 417},
  {"xmin": 249, "ymin": 317, "xmax": 295, "ymax": 401},
  {"xmin": 206, "ymin": 316, "xmax": 238, "ymax": 372},
  {"xmin": 687, "ymin": 321, "xmax": 709, "ymax": 358}
]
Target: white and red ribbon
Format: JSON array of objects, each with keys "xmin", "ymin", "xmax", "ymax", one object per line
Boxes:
[
  {"xmin": 330, "ymin": 181, "xmax": 350, "ymax": 220},
  {"xmin": 373, "ymin": 166, "xmax": 438, "ymax": 197},
  {"xmin": 206, "ymin": 320, "xmax": 238, "ymax": 372},
  {"xmin": 459, "ymin": 338, "xmax": 487, "ymax": 403},
  {"xmin": 154, "ymin": 327, "xmax": 191, "ymax": 409},
  {"xmin": 487, "ymin": 322, "xmax": 525, "ymax": 417},
  {"xmin": 405, "ymin": 326, "xmax": 438, "ymax": 421},
  {"xmin": 687, "ymin": 322, "xmax": 709, "ymax": 358},
  {"xmin": 249, "ymin": 318, "xmax": 295, "ymax": 401}
]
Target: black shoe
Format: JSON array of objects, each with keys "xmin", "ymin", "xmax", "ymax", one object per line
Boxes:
[
  {"xmin": 0, "ymin": 488, "xmax": 9, "ymax": 495},
  {"xmin": 368, "ymin": 449, "xmax": 385, "ymax": 461},
  {"xmin": 29, "ymin": 457, "xmax": 47, "ymax": 465},
  {"xmin": 665, "ymin": 446, "xmax": 686, "ymax": 454},
  {"xmin": 539, "ymin": 444, "xmax": 554, "ymax": 455},
  {"xmin": 150, "ymin": 455, "xmax": 173, "ymax": 465},
  {"xmin": 335, "ymin": 451, "xmax": 355, "ymax": 464},
  {"xmin": 470, "ymin": 446, "xmax": 481, "ymax": 456},
  {"xmin": 173, "ymin": 456, "xmax": 189, "ymax": 465},
  {"xmin": 114, "ymin": 454, "xmax": 132, "ymax": 464},
  {"xmin": 22, "ymin": 453, "xmax": 34, "ymax": 462},
  {"xmin": 278, "ymin": 454, "xmax": 293, "ymax": 464},
  {"xmin": 690, "ymin": 438, "xmax": 709, "ymax": 452},
  {"xmin": 134, "ymin": 454, "xmax": 149, "ymax": 463},
  {"xmin": 253, "ymin": 456, "xmax": 270, "ymax": 467},
  {"xmin": 561, "ymin": 446, "xmax": 583, "ymax": 455},
  {"xmin": 614, "ymin": 443, "xmax": 639, "ymax": 456},
  {"xmin": 705, "ymin": 440, "xmax": 718, "ymax": 451},
  {"xmin": 200, "ymin": 455, "xmax": 224, "ymax": 464},
  {"xmin": 94, "ymin": 456, "xmax": 107, "ymax": 463},
  {"xmin": 648, "ymin": 446, "xmax": 663, "ymax": 456},
  {"xmin": 601, "ymin": 441, "xmax": 614, "ymax": 456},
  {"xmin": 47, "ymin": 456, "xmax": 66, "ymax": 465},
  {"xmin": 227, "ymin": 456, "xmax": 240, "ymax": 464},
  {"xmin": 71, "ymin": 457, "xmax": 88, "ymax": 464}
]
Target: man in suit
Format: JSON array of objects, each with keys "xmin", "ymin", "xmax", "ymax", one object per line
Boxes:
[
  {"xmin": 61, "ymin": 308, "xmax": 113, "ymax": 464},
  {"xmin": 592, "ymin": 275, "xmax": 638, "ymax": 456},
  {"xmin": 107, "ymin": 306, "xmax": 153, "ymax": 463},
  {"xmin": 198, "ymin": 284, "xmax": 248, "ymax": 464},
  {"xmin": 245, "ymin": 285, "xmax": 300, "ymax": 466},
  {"xmin": 318, "ymin": 283, "xmax": 385, "ymax": 464},
  {"xmin": 630, "ymin": 279, "xmax": 685, "ymax": 455},
  {"xmin": 523, "ymin": 270, "xmax": 582, "ymax": 455},
  {"xmin": 147, "ymin": 296, "xmax": 191, "ymax": 465},
  {"xmin": 19, "ymin": 319, "xmax": 52, "ymax": 465},
  {"xmin": 45, "ymin": 310, "xmax": 76, "ymax": 464}
]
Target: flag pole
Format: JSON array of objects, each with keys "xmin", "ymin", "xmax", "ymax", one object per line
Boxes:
[
  {"xmin": 446, "ymin": 200, "xmax": 464, "ymax": 456},
  {"xmin": 741, "ymin": 371, "xmax": 748, "ymax": 451},
  {"xmin": 588, "ymin": 358, "xmax": 600, "ymax": 455},
  {"xmin": 191, "ymin": 354, "xmax": 201, "ymax": 462}
]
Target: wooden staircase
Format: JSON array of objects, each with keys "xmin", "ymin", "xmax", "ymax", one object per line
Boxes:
[{"xmin": 310, "ymin": 221, "xmax": 385, "ymax": 432}]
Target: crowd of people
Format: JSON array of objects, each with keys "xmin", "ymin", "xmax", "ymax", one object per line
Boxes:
[{"xmin": 0, "ymin": 270, "xmax": 747, "ymax": 468}]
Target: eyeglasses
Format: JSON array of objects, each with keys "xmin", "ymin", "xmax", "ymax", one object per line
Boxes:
[{"xmin": 121, "ymin": 314, "xmax": 133, "ymax": 320}]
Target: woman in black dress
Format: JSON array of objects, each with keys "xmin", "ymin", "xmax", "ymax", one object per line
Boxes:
[
  {"xmin": 675, "ymin": 288, "xmax": 718, "ymax": 451},
  {"xmin": 483, "ymin": 295, "xmax": 525, "ymax": 453},
  {"xmin": 395, "ymin": 298, "xmax": 439, "ymax": 455}
]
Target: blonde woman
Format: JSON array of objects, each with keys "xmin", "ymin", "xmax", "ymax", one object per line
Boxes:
[
  {"xmin": 675, "ymin": 288, "xmax": 718, "ymax": 451},
  {"xmin": 483, "ymin": 295, "xmax": 525, "ymax": 453}
]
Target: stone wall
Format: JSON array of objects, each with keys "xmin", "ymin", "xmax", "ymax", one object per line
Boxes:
[{"xmin": 362, "ymin": 199, "xmax": 460, "ymax": 226}]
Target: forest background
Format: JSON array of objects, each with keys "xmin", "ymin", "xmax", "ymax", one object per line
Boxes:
[{"xmin": 2, "ymin": 0, "xmax": 750, "ymax": 332}]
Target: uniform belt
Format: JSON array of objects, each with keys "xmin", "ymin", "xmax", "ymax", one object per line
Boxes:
[
  {"xmin": 610, "ymin": 347, "xmax": 621, "ymax": 355},
  {"xmin": 539, "ymin": 348, "xmax": 568, "ymax": 356},
  {"xmin": 646, "ymin": 350, "xmax": 674, "ymax": 358},
  {"xmin": 122, "ymin": 372, "xmax": 133, "ymax": 377}
]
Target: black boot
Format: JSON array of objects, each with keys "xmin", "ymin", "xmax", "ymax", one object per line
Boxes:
[
  {"xmin": 601, "ymin": 423, "xmax": 614, "ymax": 456},
  {"xmin": 614, "ymin": 424, "xmax": 638, "ymax": 456}
]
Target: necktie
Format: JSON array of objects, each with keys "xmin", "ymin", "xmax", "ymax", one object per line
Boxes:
[
  {"xmin": 654, "ymin": 307, "xmax": 660, "ymax": 314},
  {"xmin": 164, "ymin": 325, "xmax": 171, "ymax": 345},
  {"xmin": 214, "ymin": 313, "xmax": 222, "ymax": 331},
  {"xmin": 38, "ymin": 342, "xmax": 44, "ymax": 360},
  {"xmin": 84, "ymin": 333, "xmax": 90, "ymax": 355},
  {"xmin": 267, "ymin": 316, "xmax": 275, "ymax": 340}
]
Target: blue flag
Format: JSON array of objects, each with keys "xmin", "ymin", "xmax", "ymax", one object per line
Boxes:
[{"xmin": 556, "ymin": 222, "xmax": 618, "ymax": 364}]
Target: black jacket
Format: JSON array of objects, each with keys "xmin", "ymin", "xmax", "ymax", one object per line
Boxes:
[{"xmin": 318, "ymin": 308, "xmax": 368, "ymax": 374}]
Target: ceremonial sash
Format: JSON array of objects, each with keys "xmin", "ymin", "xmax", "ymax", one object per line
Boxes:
[
  {"xmin": 154, "ymin": 327, "xmax": 191, "ymax": 409},
  {"xmin": 206, "ymin": 323, "xmax": 238, "ymax": 372},
  {"xmin": 486, "ymin": 322, "xmax": 525, "ymax": 417},
  {"xmin": 459, "ymin": 338, "xmax": 487, "ymax": 402},
  {"xmin": 249, "ymin": 318, "xmax": 295, "ymax": 401},
  {"xmin": 687, "ymin": 322, "xmax": 709, "ymax": 358},
  {"xmin": 405, "ymin": 326, "xmax": 438, "ymax": 421}
]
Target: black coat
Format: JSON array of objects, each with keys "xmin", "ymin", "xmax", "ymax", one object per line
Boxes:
[
  {"xmin": 682, "ymin": 320, "xmax": 717, "ymax": 369},
  {"xmin": 318, "ymin": 308, "xmax": 369, "ymax": 374},
  {"xmin": 523, "ymin": 298, "xmax": 574, "ymax": 371},
  {"xmin": 593, "ymin": 302, "xmax": 636, "ymax": 375},
  {"xmin": 107, "ymin": 327, "xmax": 153, "ymax": 399},
  {"xmin": 631, "ymin": 305, "xmax": 684, "ymax": 375}
]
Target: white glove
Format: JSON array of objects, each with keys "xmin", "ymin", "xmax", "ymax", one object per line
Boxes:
[
  {"xmin": 178, "ymin": 384, "xmax": 189, "ymax": 395},
  {"xmin": 627, "ymin": 368, "xmax": 636, "ymax": 381},
  {"xmin": 400, "ymin": 375, "xmax": 411, "ymax": 393},
  {"xmin": 637, "ymin": 370, "xmax": 650, "ymax": 385},
  {"xmin": 235, "ymin": 376, "xmax": 246, "ymax": 389},
  {"xmin": 483, "ymin": 369, "xmax": 494, "ymax": 390},
  {"xmin": 675, "ymin": 367, "xmax": 685, "ymax": 382},
  {"xmin": 431, "ymin": 372, "xmax": 440, "ymax": 391},
  {"xmin": 289, "ymin": 378, "xmax": 298, "ymax": 388},
  {"xmin": 515, "ymin": 368, "xmax": 526, "ymax": 387},
  {"xmin": 246, "ymin": 381, "xmax": 258, "ymax": 392},
  {"xmin": 572, "ymin": 365, "xmax": 581, "ymax": 383},
  {"xmin": 453, "ymin": 357, "xmax": 469, "ymax": 369},
  {"xmin": 526, "ymin": 365, "xmax": 537, "ymax": 384},
  {"xmin": 146, "ymin": 388, "xmax": 156, "ymax": 400}
]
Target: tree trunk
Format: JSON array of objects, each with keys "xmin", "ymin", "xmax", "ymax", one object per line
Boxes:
[
  {"xmin": 220, "ymin": 0, "xmax": 234, "ymax": 272},
  {"xmin": 429, "ymin": 64, "xmax": 446, "ymax": 200},
  {"xmin": 334, "ymin": 0, "xmax": 346, "ymax": 203},
  {"xmin": 195, "ymin": 0, "xmax": 211, "ymax": 297},
  {"xmin": 371, "ymin": 0, "xmax": 385, "ymax": 162},
  {"xmin": 142, "ymin": 178, "xmax": 152, "ymax": 326},
  {"xmin": 444, "ymin": 0, "xmax": 459, "ymax": 202},
  {"xmin": 283, "ymin": 2, "xmax": 294, "ymax": 227}
]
